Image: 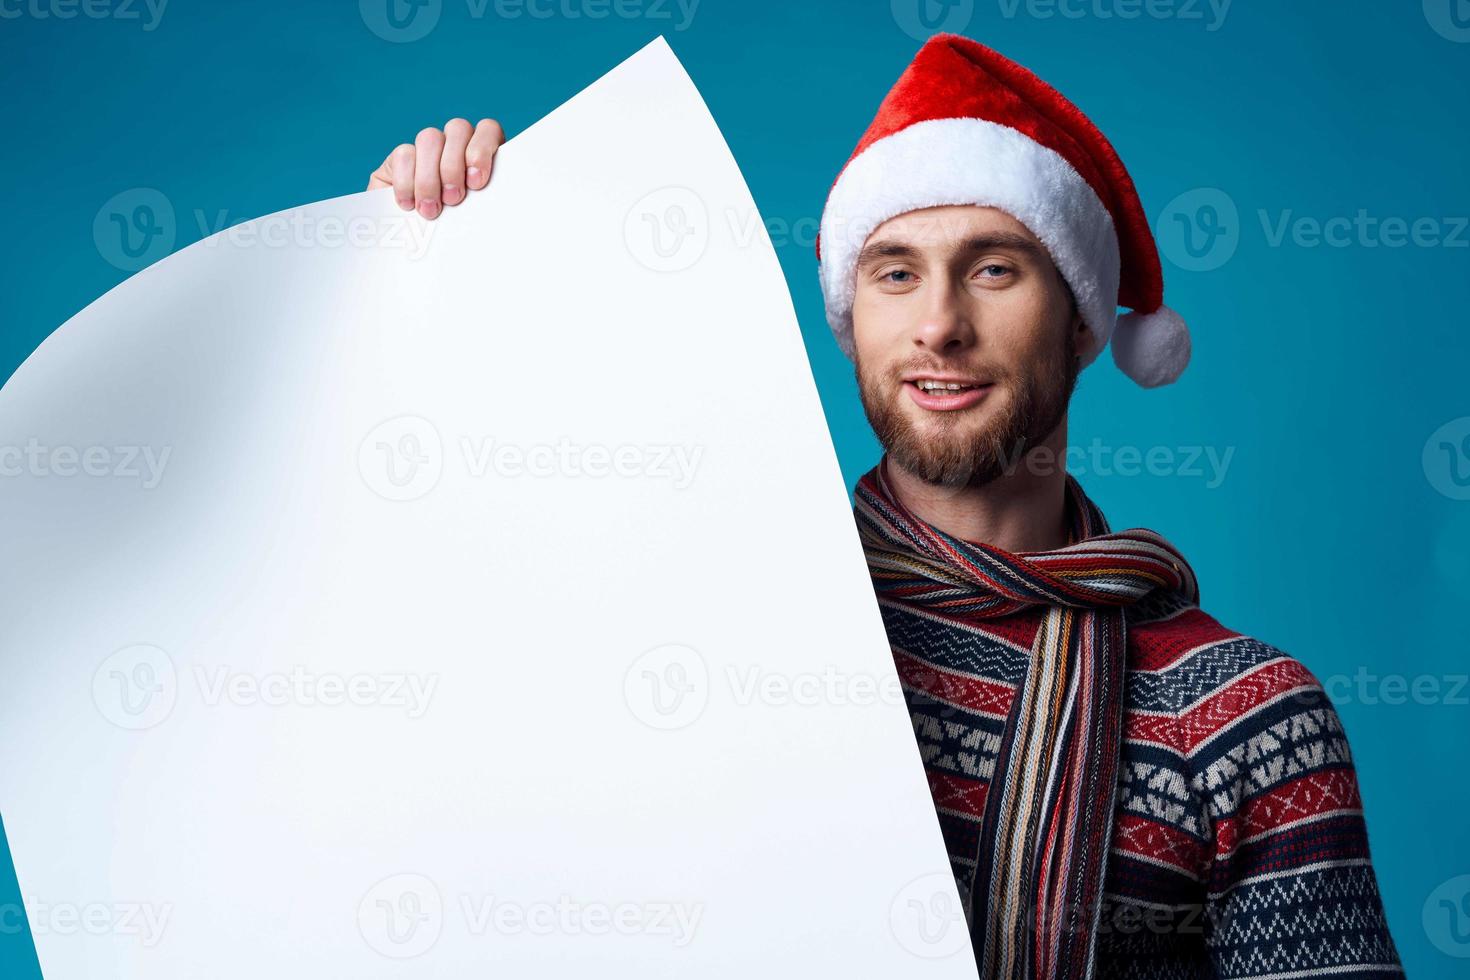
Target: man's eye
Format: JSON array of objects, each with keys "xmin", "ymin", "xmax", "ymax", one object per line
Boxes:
[
  {"xmin": 975, "ymin": 264, "xmax": 1012, "ymax": 278},
  {"xmin": 882, "ymin": 270, "xmax": 915, "ymax": 283}
]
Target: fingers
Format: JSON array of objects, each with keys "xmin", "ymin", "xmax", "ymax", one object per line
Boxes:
[
  {"xmin": 440, "ymin": 118, "xmax": 473, "ymax": 207},
  {"xmin": 369, "ymin": 118, "xmax": 505, "ymax": 219},
  {"xmin": 465, "ymin": 118, "xmax": 504, "ymax": 191},
  {"xmin": 389, "ymin": 144, "xmax": 416, "ymax": 211},
  {"xmin": 413, "ymin": 127, "xmax": 446, "ymax": 219}
]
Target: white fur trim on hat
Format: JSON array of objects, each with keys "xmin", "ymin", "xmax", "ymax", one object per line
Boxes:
[{"xmin": 818, "ymin": 116, "xmax": 1120, "ymax": 366}]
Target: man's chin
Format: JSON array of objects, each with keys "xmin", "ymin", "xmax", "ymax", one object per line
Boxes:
[{"xmin": 899, "ymin": 396, "xmax": 1000, "ymax": 434}]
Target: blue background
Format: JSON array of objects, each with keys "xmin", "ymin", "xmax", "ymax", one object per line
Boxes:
[{"xmin": 2, "ymin": 0, "xmax": 1467, "ymax": 975}]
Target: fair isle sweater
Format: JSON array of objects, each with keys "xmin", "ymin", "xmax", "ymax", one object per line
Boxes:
[{"xmin": 881, "ymin": 583, "xmax": 1404, "ymax": 978}]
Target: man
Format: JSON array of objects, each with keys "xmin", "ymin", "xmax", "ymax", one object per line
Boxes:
[{"xmin": 367, "ymin": 33, "xmax": 1402, "ymax": 980}]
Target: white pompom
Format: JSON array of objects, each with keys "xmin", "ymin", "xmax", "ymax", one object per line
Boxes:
[{"xmin": 1111, "ymin": 306, "xmax": 1191, "ymax": 388}]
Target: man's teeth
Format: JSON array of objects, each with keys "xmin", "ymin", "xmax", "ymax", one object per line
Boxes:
[{"xmin": 916, "ymin": 380, "xmax": 976, "ymax": 391}]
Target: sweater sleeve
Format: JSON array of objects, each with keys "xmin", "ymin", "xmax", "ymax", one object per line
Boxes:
[{"xmin": 1188, "ymin": 646, "xmax": 1403, "ymax": 978}]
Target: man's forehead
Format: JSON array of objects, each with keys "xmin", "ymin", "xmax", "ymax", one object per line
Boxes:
[
  {"xmin": 855, "ymin": 206, "xmax": 1049, "ymax": 270},
  {"xmin": 870, "ymin": 203, "xmax": 1036, "ymax": 244}
]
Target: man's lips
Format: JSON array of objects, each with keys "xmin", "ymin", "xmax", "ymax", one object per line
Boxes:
[{"xmin": 902, "ymin": 378, "xmax": 994, "ymax": 412}]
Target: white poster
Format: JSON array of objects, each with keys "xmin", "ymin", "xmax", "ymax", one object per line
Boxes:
[{"xmin": 0, "ymin": 37, "xmax": 973, "ymax": 978}]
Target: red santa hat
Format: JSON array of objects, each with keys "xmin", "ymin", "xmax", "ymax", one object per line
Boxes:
[{"xmin": 816, "ymin": 34, "xmax": 1190, "ymax": 388}]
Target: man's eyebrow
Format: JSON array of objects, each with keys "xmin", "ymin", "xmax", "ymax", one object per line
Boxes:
[
  {"xmin": 855, "ymin": 232, "xmax": 1046, "ymax": 271},
  {"xmin": 854, "ymin": 239, "xmax": 921, "ymax": 270}
]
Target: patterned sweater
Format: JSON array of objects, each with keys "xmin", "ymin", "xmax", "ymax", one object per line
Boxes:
[{"xmin": 880, "ymin": 583, "xmax": 1403, "ymax": 978}]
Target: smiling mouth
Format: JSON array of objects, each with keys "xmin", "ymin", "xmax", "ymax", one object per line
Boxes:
[
  {"xmin": 911, "ymin": 379, "xmax": 986, "ymax": 394},
  {"xmin": 903, "ymin": 378, "xmax": 994, "ymax": 411}
]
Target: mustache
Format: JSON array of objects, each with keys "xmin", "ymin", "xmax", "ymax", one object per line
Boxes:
[{"xmin": 885, "ymin": 358, "xmax": 1008, "ymax": 383}]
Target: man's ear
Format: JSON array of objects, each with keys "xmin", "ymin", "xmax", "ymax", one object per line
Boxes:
[{"xmin": 1072, "ymin": 309, "xmax": 1090, "ymax": 362}]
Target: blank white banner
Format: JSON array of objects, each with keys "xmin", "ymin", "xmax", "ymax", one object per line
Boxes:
[{"xmin": 0, "ymin": 36, "xmax": 973, "ymax": 978}]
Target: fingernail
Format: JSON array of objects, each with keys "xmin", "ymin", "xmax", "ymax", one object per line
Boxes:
[
  {"xmin": 444, "ymin": 185, "xmax": 462, "ymax": 204},
  {"xmin": 397, "ymin": 197, "xmax": 414, "ymax": 211},
  {"xmin": 467, "ymin": 166, "xmax": 483, "ymax": 187},
  {"xmin": 418, "ymin": 199, "xmax": 440, "ymax": 219}
]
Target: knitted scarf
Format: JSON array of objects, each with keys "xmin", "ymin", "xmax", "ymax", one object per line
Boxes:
[{"xmin": 854, "ymin": 458, "xmax": 1198, "ymax": 979}]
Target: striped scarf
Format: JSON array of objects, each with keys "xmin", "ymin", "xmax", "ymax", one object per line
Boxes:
[{"xmin": 854, "ymin": 458, "xmax": 1198, "ymax": 979}]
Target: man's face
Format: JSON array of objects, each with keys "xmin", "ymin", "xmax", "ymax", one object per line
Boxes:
[{"xmin": 851, "ymin": 205, "xmax": 1088, "ymax": 489}]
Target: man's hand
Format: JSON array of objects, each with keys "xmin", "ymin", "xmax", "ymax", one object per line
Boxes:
[{"xmin": 367, "ymin": 118, "xmax": 505, "ymax": 220}]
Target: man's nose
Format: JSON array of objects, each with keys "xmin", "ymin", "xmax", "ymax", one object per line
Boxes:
[{"xmin": 911, "ymin": 280, "xmax": 977, "ymax": 354}]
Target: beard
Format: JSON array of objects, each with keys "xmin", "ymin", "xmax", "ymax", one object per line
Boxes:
[{"xmin": 856, "ymin": 331, "xmax": 1079, "ymax": 490}]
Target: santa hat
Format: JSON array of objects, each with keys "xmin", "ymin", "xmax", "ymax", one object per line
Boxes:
[{"xmin": 816, "ymin": 34, "xmax": 1190, "ymax": 388}]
